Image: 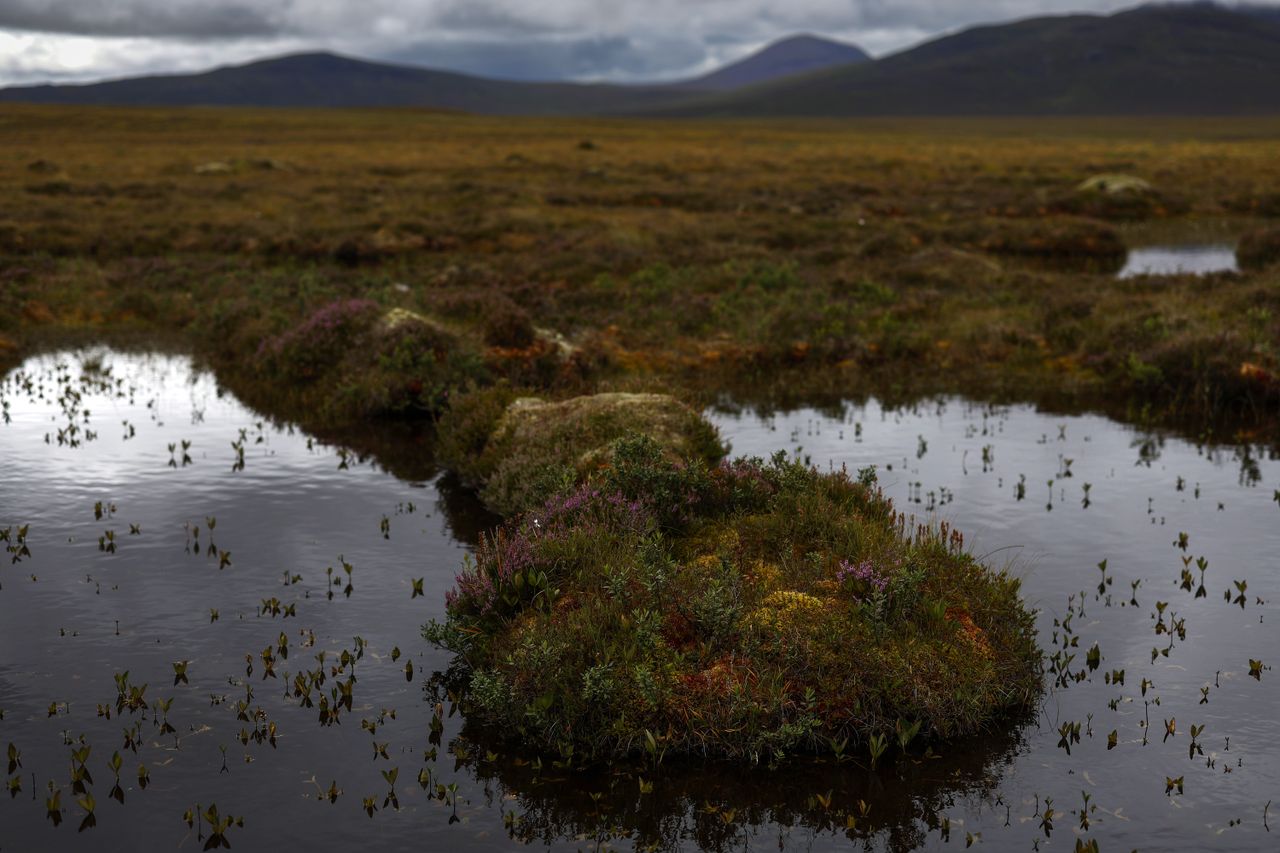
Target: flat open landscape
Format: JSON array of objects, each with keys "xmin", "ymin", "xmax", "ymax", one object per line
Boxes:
[{"xmin": 2, "ymin": 107, "xmax": 1279, "ymax": 851}]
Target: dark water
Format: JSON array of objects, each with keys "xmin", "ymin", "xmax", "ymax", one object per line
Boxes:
[
  {"xmin": 2, "ymin": 351, "xmax": 1278, "ymax": 851},
  {"xmin": 1117, "ymin": 244, "xmax": 1239, "ymax": 278}
]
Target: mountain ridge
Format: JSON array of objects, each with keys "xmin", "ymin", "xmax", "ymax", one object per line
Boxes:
[
  {"xmin": 3, "ymin": 4, "xmax": 1280, "ymax": 116},
  {"xmin": 656, "ymin": 3, "xmax": 1280, "ymax": 116},
  {"xmin": 0, "ymin": 35, "xmax": 866, "ymax": 113},
  {"xmin": 678, "ymin": 35, "xmax": 869, "ymax": 91}
]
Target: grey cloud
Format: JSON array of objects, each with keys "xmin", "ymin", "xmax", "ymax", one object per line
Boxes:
[
  {"xmin": 430, "ymin": 1, "xmax": 570, "ymax": 38},
  {"xmin": 0, "ymin": 1, "xmax": 283, "ymax": 38},
  {"xmin": 3, "ymin": 0, "xmax": 1280, "ymax": 86},
  {"xmin": 384, "ymin": 35, "xmax": 707, "ymax": 82}
]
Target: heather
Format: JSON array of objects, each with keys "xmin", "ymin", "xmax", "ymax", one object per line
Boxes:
[
  {"xmin": 424, "ymin": 437, "xmax": 1040, "ymax": 763},
  {"xmin": 241, "ymin": 302, "xmax": 490, "ymax": 421}
]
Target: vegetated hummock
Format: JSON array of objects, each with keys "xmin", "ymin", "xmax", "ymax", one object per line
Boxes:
[
  {"xmin": 1237, "ymin": 226, "xmax": 1280, "ymax": 271},
  {"xmin": 437, "ymin": 386, "xmax": 727, "ymax": 517},
  {"xmin": 424, "ymin": 435, "xmax": 1040, "ymax": 762}
]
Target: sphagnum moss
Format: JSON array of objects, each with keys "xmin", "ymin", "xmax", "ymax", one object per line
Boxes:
[{"xmin": 424, "ymin": 436, "xmax": 1041, "ymax": 763}]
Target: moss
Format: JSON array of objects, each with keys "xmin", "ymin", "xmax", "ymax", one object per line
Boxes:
[
  {"xmin": 424, "ymin": 448, "xmax": 1041, "ymax": 763},
  {"xmin": 251, "ymin": 302, "xmax": 488, "ymax": 421},
  {"xmin": 441, "ymin": 390, "xmax": 728, "ymax": 517}
]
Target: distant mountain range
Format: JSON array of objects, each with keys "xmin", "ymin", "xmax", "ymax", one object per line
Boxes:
[
  {"xmin": 677, "ymin": 35, "xmax": 869, "ymax": 91},
  {"xmin": 2, "ymin": 3, "xmax": 1279, "ymax": 116},
  {"xmin": 670, "ymin": 3, "xmax": 1280, "ymax": 116},
  {"xmin": 0, "ymin": 34, "xmax": 866, "ymax": 115}
]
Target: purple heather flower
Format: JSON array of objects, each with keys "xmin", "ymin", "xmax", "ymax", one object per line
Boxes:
[{"xmin": 836, "ymin": 558, "xmax": 889, "ymax": 594}]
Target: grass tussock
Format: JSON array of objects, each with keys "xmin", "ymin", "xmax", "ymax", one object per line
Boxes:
[
  {"xmin": 424, "ymin": 437, "xmax": 1040, "ymax": 763},
  {"xmin": 1237, "ymin": 227, "xmax": 1280, "ymax": 270}
]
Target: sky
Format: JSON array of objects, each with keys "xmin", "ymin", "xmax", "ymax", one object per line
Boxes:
[{"xmin": 0, "ymin": 1, "xmax": 1271, "ymax": 87}]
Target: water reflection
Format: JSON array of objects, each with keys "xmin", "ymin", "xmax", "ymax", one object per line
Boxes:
[
  {"xmin": 1118, "ymin": 244, "xmax": 1239, "ymax": 278},
  {"xmin": 4, "ymin": 351, "xmax": 1280, "ymax": 851},
  {"xmin": 454, "ymin": 722, "xmax": 1030, "ymax": 852}
]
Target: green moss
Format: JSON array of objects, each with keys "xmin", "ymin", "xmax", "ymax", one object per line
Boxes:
[
  {"xmin": 439, "ymin": 390, "xmax": 727, "ymax": 517},
  {"xmin": 249, "ymin": 302, "xmax": 489, "ymax": 421},
  {"xmin": 424, "ymin": 444, "xmax": 1041, "ymax": 764}
]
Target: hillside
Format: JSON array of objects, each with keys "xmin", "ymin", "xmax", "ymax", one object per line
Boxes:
[
  {"xmin": 679, "ymin": 35, "xmax": 868, "ymax": 90},
  {"xmin": 665, "ymin": 4, "xmax": 1280, "ymax": 116},
  {"xmin": 4, "ymin": 5, "xmax": 1280, "ymax": 116},
  {"xmin": 0, "ymin": 52, "xmax": 680, "ymax": 115},
  {"xmin": 0, "ymin": 36, "xmax": 866, "ymax": 113}
]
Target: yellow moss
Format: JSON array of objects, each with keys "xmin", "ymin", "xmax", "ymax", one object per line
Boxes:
[
  {"xmin": 745, "ymin": 590, "xmax": 828, "ymax": 636},
  {"xmin": 747, "ymin": 560, "xmax": 783, "ymax": 594}
]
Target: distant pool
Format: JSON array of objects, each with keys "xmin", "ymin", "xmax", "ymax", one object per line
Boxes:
[{"xmin": 1118, "ymin": 243, "xmax": 1238, "ymax": 278}]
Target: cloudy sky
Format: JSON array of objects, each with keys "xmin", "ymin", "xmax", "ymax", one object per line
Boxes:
[{"xmin": 0, "ymin": 1, "xmax": 1266, "ymax": 86}]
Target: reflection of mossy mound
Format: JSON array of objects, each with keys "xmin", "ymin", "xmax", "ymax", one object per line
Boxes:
[
  {"xmin": 425, "ymin": 442, "xmax": 1040, "ymax": 763},
  {"xmin": 438, "ymin": 389, "xmax": 726, "ymax": 517},
  {"xmin": 1237, "ymin": 228, "xmax": 1280, "ymax": 270},
  {"xmin": 452, "ymin": 720, "xmax": 1029, "ymax": 852}
]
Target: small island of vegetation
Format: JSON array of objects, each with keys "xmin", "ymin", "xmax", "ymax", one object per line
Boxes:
[{"xmin": 424, "ymin": 429, "xmax": 1040, "ymax": 764}]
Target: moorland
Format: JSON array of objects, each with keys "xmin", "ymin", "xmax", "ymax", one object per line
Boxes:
[{"xmin": 3, "ymin": 106, "xmax": 1278, "ymax": 443}]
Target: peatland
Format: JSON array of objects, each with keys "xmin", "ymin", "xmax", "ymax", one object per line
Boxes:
[{"xmin": 3, "ymin": 107, "xmax": 1278, "ymax": 442}]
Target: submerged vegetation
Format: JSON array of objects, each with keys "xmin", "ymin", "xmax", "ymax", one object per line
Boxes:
[{"xmin": 425, "ymin": 436, "xmax": 1040, "ymax": 762}]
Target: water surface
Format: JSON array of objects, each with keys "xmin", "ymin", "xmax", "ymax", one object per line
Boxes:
[
  {"xmin": 2, "ymin": 351, "xmax": 1278, "ymax": 851},
  {"xmin": 1118, "ymin": 244, "xmax": 1239, "ymax": 278}
]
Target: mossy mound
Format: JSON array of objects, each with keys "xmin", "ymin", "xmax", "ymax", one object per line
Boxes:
[
  {"xmin": 1049, "ymin": 174, "xmax": 1186, "ymax": 221},
  {"xmin": 425, "ymin": 438, "xmax": 1041, "ymax": 763},
  {"xmin": 897, "ymin": 247, "xmax": 1002, "ymax": 285},
  {"xmin": 255, "ymin": 301, "xmax": 486, "ymax": 420},
  {"xmin": 438, "ymin": 389, "xmax": 726, "ymax": 517},
  {"xmin": 979, "ymin": 218, "xmax": 1126, "ymax": 270},
  {"xmin": 1077, "ymin": 174, "xmax": 1152, "ymax": 195},
  {"xmin": 1237, "ymin": 228, "xmax": 1280, "ymax": 270}
]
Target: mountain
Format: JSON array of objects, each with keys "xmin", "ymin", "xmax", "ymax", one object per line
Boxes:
[
  {"xmin": 0, "ymin": 52, "xmax": 682, "ymax": 114},
  {"xmin": 663, "ymin": 3, "xmax": 1280, "ymax": 116},
  {"xmin": 679, "ymin": 35, "xmax": 868, "ymax": 91},
  {"xmin": 3, "ymin": 4, "xmax": 1280, "ymax": 116},
  {"xmin": 1237, "ymin": 1, "xmax": 1280, "ymax": 24},
  {"xmin": 0, "ymin": 35, "xmax": 867, "ymax": 112}
]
